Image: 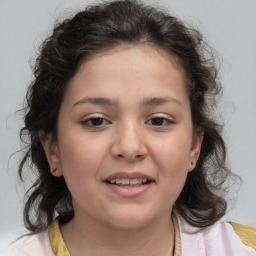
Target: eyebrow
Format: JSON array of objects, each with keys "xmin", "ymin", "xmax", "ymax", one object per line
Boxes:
[
  {"xmin": 72, "ymin": 96, "xmax": 182, "ymax": 108},
  {"xmin": 140, "ymin": 97, "xmax": 182, "ymax": 107},
  {"xmin": 73, "ymin": 97, "xmax": 118, "ymax": 108}
]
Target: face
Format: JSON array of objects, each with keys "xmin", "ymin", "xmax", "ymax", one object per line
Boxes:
[{"xmin": 42, "ymin": 44, "xmax": 202, "ymax": 230}]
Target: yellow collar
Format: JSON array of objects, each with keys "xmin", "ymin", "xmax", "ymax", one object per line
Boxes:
[
  {"xmin": 48, "ymin": 219, "xmax": 70, "ymax": 256},
  {"xmin": 231, "ymin": 222, "xmax": 256, "ymax": 250},
  {"xmin": 48, "ymin": 216, "xmax": 181, "ymax": 256}
]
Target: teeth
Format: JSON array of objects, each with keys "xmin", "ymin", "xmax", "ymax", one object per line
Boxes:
[
  {"xmin": 130, "ymin": 179, "xmax": 138, "ymax": 185},
  {"xmin": 108, "ymin": 178, "xmax": 149, "ymax": 185},
  {"xmin": 122, "ymin": 178, "xmax": 129, "ymax": 185}
]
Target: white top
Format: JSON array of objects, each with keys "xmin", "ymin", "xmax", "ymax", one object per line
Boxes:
[
  {"xmin": 1, "ymin": 215, "xmax": 256, "ymax": 256},
  {"xmin": 1, "ymin": 231, "xmax": 54, "ymax": 256},
  {"xmin": 176, "ymin": 215, "xmax": 256, "ymax": 256}
]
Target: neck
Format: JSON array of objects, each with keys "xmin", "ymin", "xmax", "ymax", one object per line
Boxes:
[{"xmin": 60, "ymin": 212, "xmax": 175, "ymax": 256}]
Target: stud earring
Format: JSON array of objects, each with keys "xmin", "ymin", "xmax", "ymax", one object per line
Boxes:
[{"xmin": 52, "ymin": 168, "xmax": 57, "ymax": 173}]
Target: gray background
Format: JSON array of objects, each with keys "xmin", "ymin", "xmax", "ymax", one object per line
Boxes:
[{"xmin": 1, "ymin": 0, "xmax": 256, "ymax": 251}]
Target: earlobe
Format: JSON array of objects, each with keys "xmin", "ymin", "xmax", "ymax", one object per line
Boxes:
[
  {"xmin": 39, "ymin": 131, "xmax": 63, "ymax": 177},
  {"xmin": 188, "ymin": 130, "xmax": 204, "ymax": 172}
]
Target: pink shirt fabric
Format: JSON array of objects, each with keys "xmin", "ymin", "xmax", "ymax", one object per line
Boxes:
[
  {"xmin": 1, "ymin": 231, "xmax": 54, "ymax": 256},
  {"xmin": 2, "ymin": 215, "xmax": 256, "ymax": 256},
  {"xmin": 176, "ymin": 215, "xmax": 256, "ymax": 256}
]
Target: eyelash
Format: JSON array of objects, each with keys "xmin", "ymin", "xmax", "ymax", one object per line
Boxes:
[
  {"xmin": 81, "ymin": 117, "xmax": 111, "ymax": 127},
  {"xmin": 81, "ymin": 116, "xmax": 173, "ymax": 127},
  {"xmin": 146, "ymin": 117, "xmax": 174, "ymax": 126}
]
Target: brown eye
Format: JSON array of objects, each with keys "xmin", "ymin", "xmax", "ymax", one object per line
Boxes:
[
  {"xmin": 147, "ymin": 117, "xmax": 173, "ymax": 126},
  {"xmin": 151, "ymin": 118, "xmax": 164, "ymax": 126},
  {"xmin": 82, "ymin": 117, "xmax": 110, "ymax": 126}
]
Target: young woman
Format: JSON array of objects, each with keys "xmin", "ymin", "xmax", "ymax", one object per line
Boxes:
[{"xmin": 2, "ymin": 0, "xmax": 256, "ymax": 255}]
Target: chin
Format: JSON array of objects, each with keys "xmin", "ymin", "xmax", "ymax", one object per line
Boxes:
[
  {"xmin": 107, "ymin": 218, "xmax": 152, "ymax": 230},
  {"xmin": 101, "ymin": 208, "xmax": 163, "ymax": 231}
]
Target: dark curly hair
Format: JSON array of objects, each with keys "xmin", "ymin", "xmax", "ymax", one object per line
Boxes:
[{"xmin": 19, "ymin": 0, "xmax": 231, "ymax": 233}]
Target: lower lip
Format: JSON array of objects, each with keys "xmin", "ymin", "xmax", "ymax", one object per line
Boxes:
[{"xmin": 104, "ymin": 182, "xmax": 153, "ymax": 197}]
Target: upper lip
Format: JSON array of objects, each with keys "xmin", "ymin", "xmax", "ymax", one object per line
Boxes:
[{"xmin": 104, "ymin": 172, "xmax": 154, "ymax": 181}]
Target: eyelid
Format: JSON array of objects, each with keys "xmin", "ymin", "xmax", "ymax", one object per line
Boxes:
[
  {"xmin": 80, "ymin": 113, "xmax": 112, "ymax": 126},
  {"xmin": 145, "ymin": 114, "xmax": 175, "ymax": 126},
  {"xmin": 81, "ymin": 112, "xmax": 109, "ymax": 119},
  {"xmin": 147, "ymin": 113, "xmax": 174, "ymax": 120}
]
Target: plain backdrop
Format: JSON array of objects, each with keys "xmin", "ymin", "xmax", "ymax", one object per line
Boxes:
[{"xmin": 1, "ymin": 0, "xmax": 256, "ymax": 251}]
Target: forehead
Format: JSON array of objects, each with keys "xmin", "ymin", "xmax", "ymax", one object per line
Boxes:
[
  {"xmin": 80, "ymin": 43, "xmax": 184, "ymax": 78},
  {"xmin": 63, "ymin": 44, "xmax": 188, "ymax": 106}
]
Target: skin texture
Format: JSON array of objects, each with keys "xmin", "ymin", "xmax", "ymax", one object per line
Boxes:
[{"xmin": 41, "ymin": 44, "xmax": 203, "ymax": 256}]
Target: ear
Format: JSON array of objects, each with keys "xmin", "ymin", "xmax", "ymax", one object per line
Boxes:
[
  {"xmin": 188, "ymin": 128, "xmax": 204, "ymax": 172},
  {"xmin": 39, "ymin": 131, "xmax": 63, "ymax": 177}
]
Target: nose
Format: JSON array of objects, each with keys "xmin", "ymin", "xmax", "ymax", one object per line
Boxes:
[{"xmin": 110, "ymin": 121, "xmax": 147, "ymax": 161}]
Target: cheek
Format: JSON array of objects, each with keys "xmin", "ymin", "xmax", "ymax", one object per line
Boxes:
[
  {"xmin": 57, "ymin": 139, "xmax": 102, "ymax": 204},
  {"xmin": 151, "ymin": 134, "xmax": 192, "ymax": 195},
  {"xmin": 58, "ymin": 133, "xmax": 106, "ymax": 180},
  {"xmin": 152, "ymin": 134, "xmax": 192, "ymax": 171}
]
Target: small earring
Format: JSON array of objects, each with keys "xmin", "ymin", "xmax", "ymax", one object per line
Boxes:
[{"xmin": 52, "ymin": 168, "xmax": 57, "ymax": 173}]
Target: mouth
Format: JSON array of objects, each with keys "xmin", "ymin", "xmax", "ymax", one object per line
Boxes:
[
  {"xmin": 104, "ymin": 175, "xmax": 154, "ymax": 197},
  {"xmin": 105, "ymin": 178, "xmax": 153, "ymax": 187},
  {"xmin": 103, "ymin": 172, "xmax": 155, "ymax": 195}
]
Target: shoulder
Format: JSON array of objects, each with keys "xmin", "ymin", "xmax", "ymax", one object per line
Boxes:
[
  {"xmin": 175, "ymin": 214, "xmax": 256, "ymax": 256},
  {"xmin": 1, "ymin": 230, "xmax": 54, "ymax": 256}
]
